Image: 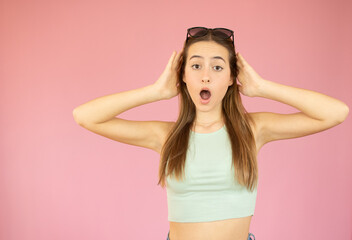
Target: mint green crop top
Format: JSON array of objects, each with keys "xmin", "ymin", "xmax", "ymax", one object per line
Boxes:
[{"xmin": 166, "ymin": 124, "xmax": 257, "ymax": 222}]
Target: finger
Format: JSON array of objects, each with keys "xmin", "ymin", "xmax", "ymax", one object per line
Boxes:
[
  {"xmin": 167, "ymin": 51, "xmax": 177, "ymax": 67},
  {"xmin": 237, "ymin": 52, "xmax": 248, "ymax": 66},
  {"xmin": 236, "ymin": 52, "xmax": 244, "ymax": 68},
  {"xmin": 173, "ymin": 50, "xmax": 183, "ymax": 66},
  {"xmin": 171, "ymin": 51, "xmax": 179, "ymax": 66},
  {"xmin": 171, "ymin": 51, "xmax": 182, "ymax": 70}
]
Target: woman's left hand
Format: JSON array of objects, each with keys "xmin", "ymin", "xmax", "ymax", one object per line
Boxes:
[{"xmin": 236, "ymin": 52, "xmax": 265, "ymax": 97}]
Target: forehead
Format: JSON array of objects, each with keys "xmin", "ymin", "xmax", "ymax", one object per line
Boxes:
[{"xmin": 187, "ymin": 41, "xmax": 228, "ymax": 60}]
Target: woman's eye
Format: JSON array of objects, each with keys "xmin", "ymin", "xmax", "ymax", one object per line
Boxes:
[
  {"xmin": 191, "ymin": 64, "xmax": 223, "ymax": 71},
  {"xmin": 191, "ymin": 64, "xmax": 200, "ymax": 69},
  {"xmin": 214, "ymin": 66, "xmax": 223, "ymax": 71}
]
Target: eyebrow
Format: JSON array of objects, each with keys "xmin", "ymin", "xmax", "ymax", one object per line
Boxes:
[{"xmin": 189, "ymin": 55, "xmax": 226, "ymax": 63}]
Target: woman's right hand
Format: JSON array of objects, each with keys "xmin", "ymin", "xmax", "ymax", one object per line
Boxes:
[{"xmin": 153, "ymin": 50, "xmax": 183, "ymax": 100}]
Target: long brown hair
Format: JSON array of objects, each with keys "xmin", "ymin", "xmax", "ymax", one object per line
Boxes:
[{"xmin": 157, "ymin": 30, "xmax": 258, "ymax": 192}]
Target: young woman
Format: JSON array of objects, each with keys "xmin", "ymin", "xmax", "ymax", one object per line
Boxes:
[{"xmin": 73, "ymin": 27, "xmax": 349, "ymax": 240}]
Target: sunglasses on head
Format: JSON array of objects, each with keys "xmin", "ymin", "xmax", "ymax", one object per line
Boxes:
[{"xmin": 186, "ymin": 27, "xmax": 234, "ymax": 47}]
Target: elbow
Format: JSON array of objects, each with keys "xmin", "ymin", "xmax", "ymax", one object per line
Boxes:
[
  {"xmin": 336, "ymin": 104, "xmax": 349, "ymax": 124},
  {"xmin": 322, "ymin": 104, "xmax": 350, "ymax": 126},
  {"xmin": 73, "ymin": 108, "xmax": 83, "ymax": 125}
]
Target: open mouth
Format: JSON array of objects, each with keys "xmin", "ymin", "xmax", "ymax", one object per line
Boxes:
[{"xmin": 200, "ymin": 89, "xmax": 211, "ymax": 100}]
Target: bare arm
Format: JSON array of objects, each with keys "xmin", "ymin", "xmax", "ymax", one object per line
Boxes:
[
  {"xmin": 257, "ymin": 79, "xmax": 349, "ymax": 123},
  {"xmin": 72, "ymin": 84, "xmax": 162, "ymax": 125},
  {"xmin": 72, "ymin": 50, "xmax": 181, "ymax": 124},
  {"xmin": 235, "ymin": 52, "xmax": 349, "ymax": 147},
  {"xmin": 252, "ymin": 79, "xmax": 349, "ymax": 146},
  {"xmin": 71, "ymin": 51, "xmax": 182, "ymax": 153}
]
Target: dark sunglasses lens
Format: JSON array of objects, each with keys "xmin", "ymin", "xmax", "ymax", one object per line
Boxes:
[
  {"xmin": 189, "ymin": 28, "xmax": 208, "ymax": 37},
  {"xmin": 213, "ymin": 29, "xmax": 232, "ymax": 39}
]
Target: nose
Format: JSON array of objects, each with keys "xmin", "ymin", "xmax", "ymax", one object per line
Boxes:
[{"xmin": 202, "ymin": 69, "xmax": 210, "ymax": 83}]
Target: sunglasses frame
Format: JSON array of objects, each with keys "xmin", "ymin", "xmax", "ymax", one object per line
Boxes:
[{"xmin": 186, "ymin": 27, "xmax": 234, "ymax": 48}]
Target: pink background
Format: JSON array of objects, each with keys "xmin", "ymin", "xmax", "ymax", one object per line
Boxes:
[{"xmin": 1, "ymin": 0, "xmax": 351, "ymax": 239}]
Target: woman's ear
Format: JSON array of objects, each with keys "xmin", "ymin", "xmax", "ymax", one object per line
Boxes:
[{"xmin": 228, "ymin": 76, "xmax": 234, "ymax": 86}]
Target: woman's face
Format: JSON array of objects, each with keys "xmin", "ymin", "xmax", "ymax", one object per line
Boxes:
[{"xmin": 183, "ymin": 41, "xmax": 233, "ymax": 109}]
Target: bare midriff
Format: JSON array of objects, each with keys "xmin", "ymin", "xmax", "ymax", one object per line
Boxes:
[{"xmin": 169, "ymin": 215, "xmax": 252, "ymax": 240}]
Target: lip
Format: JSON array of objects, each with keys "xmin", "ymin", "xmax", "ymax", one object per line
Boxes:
[
  {"xmin": 200, "ymin": 87, "xmax": 211, "ymax": 93},
  {"xmin": 200, "ymin": 97, "xmax": 211, "ymax": 104}
]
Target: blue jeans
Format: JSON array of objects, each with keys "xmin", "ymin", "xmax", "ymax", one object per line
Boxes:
[{"xmin": 166, "ymin": 230, "xmax": 255, "ymax": 240}]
